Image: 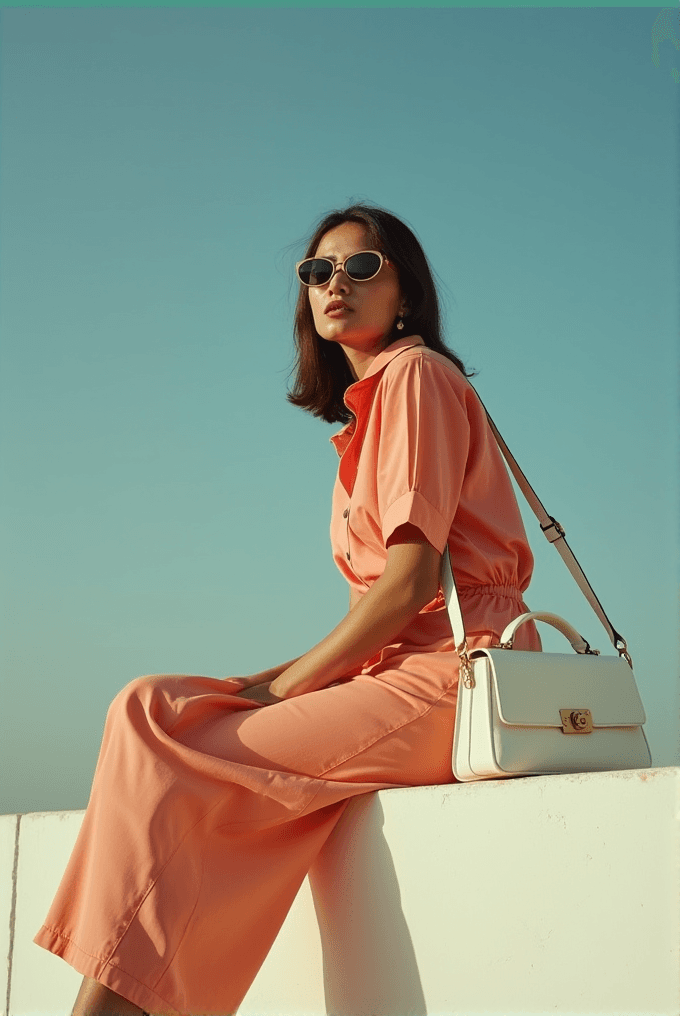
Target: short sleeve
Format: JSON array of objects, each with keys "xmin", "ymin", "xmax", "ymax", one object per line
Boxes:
[{"xmin": 377, "ymin": 354, "xmax": 470, "ymax": 554}]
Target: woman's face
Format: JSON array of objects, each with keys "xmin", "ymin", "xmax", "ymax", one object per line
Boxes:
[{"xmin": 307, "ymin": 222, "xmax": 407, "ymax": 357}]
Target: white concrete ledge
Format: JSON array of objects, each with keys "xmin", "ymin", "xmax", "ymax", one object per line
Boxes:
[{"xmin": 2, "ymin": 767, "xmax": 679, "ymax": 1016}]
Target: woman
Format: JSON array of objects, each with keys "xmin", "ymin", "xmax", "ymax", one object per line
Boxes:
[{"xmin": 34, "ymin": 204, "xmax": 540, "ymax": 1016}]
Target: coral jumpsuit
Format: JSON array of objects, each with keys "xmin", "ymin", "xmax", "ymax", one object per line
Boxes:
[{"xmin": 34, "ymin": 335, "xmax": 540, "ymax": 1016}]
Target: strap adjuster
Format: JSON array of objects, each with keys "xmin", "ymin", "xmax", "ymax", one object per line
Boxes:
[{"xmin": 540, "ymin": 516, "xmax": 565, "ymax": 543}]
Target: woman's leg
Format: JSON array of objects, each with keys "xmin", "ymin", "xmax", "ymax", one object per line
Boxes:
[
  {"xmin": 37, "ymin": 671, "xmax": 455, "ymax": 1015},
  {"xmin": 71, "ymin": 975, "xmax": 146, "ymax": 1015}
]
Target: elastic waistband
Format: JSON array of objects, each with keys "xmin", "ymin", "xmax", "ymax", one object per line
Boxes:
[{"xmin": 453, "ymin": 583, "xmax": 526, "ymax": 600}]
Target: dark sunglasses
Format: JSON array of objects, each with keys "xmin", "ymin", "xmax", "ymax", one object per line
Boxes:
[{"xmin": 296, "ymin": 250, "xmax": 389, "ymax": 287}]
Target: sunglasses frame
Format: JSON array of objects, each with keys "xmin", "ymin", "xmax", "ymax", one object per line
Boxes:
[{"xmin": 296, "ymin": 249, "xmax": 390, "ymax": 287}]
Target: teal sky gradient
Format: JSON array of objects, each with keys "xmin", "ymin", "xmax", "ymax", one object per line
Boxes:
[{"xmin": 1, "ymin": 7, "xmax": 678, "ymax": 814}]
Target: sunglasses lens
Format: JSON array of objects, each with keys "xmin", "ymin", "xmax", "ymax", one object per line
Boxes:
[
  {"xmin": 346, "ymin": 252, "xmax": 382, "ymax": 280},
  {"xmin": 298, "ymin": 259, "xmax": 333, "ymax": 286}
]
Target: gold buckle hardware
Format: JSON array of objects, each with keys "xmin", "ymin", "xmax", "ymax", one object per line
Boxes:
[
  {"xmin": 560, "ymin": 708, "xmax": 593, "ymax": 734},
  {"xmin": 615, "ymin": 636, "xmax": 634, "ymax": 669},
  {"xmin": 459, "ymin": 646, "xmax": 475, "ymax": 689}
]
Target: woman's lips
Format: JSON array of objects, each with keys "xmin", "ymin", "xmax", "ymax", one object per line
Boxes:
[{"xmin": 325, "ymin": 307, "xmax": 351, "ymax": 317}]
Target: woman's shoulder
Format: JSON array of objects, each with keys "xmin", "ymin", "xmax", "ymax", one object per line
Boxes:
[{"xmin": 382, "ymin": 339, "xmax": 473, "ymax": 393}]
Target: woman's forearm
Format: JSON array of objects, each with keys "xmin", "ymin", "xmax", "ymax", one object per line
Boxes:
[
  {"xmin": 255, "ymin": 656, "xmax": 304, "ymax": 682},
  {"xmin": 270, "ymin": 576, "xmax": 425, "ymax": 699}
]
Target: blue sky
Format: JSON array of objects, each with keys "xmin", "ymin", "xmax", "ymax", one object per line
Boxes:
[{"xmin": 1, "ymin": 6, "xmax": 677, "ymax": 814}]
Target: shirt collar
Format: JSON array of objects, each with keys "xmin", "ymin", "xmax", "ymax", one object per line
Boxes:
[
  {"xmin": 348, "ymin": 334, "xmax": 426, "ymax": 387},
  {"xmin": 328, "ymin": 334, "xmax": 426, "ymax": 464}
]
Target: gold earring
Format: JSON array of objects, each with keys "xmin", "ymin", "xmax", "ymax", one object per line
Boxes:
[{"xmin": 396, "ymin": 315, "xmax": 404, "ymax": 331}]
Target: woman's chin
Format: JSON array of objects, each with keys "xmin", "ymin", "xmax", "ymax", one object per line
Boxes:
[
  {"xmin": 319, "ymin": 327, "xmax": 386, "ymax": 349},
  {"xmin": 317, "ymin": 322, "xmax": 353, "ymax": 342}
]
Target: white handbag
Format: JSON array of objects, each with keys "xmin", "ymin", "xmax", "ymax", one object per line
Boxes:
[{"xmin": 445, "ymin": 402, "xmax": 652, "ymax": 782}]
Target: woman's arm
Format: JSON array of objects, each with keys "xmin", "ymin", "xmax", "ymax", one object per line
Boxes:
[
  {"xmin": 270, "ymin": 523, "xmax": 441, "ymax": 700},
  {"xmin": 249, "ymin": 657, "xmax": 304, "ymax": 683}
]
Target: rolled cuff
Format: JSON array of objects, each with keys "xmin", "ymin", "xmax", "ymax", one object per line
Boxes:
[{"xmin": 382, "ymin": 490, "xmax": 450, "ymax": 554}]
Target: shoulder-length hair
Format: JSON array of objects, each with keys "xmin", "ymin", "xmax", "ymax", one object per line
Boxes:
[{"xmin": 286, "ymin": 203, "xmax": 473, "ymax": 425}]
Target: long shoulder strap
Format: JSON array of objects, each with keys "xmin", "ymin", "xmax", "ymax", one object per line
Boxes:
[{"xmin": 442, "ymin": 383, "xmax": 629, "ymax": 659}]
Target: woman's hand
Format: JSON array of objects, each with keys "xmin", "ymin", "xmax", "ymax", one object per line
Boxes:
[
  {"xmin": 224, "ymin": 656, "xmax": 303, "ymax": 701},
  {"xmin": 227, "ymin": 674, "xmax": 285, "ymax": 706}
]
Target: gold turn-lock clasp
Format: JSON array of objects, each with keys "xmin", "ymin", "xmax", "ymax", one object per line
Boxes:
[{"xmin": 560, "ymin": 708, "xmax": 593, "ymax": 734}]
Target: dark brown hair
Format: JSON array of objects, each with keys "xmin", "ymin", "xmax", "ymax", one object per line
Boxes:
[{"xmin": 286, "ymin": 203, "xmax": 473, "ymax": 424}]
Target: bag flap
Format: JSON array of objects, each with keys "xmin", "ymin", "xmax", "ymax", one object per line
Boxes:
[{"xmin": 471, "ymin": 649, "xmax": 647, "ymax": 727}]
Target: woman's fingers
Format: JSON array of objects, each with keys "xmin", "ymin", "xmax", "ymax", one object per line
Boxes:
[
  {"xmin": 221, "ymin": 677, "xmax": 248, "ymax": 690},
  {"xmin": 223, "ymin": 673, "xmax": 267, "ymax": 689},
  {"xmin": 234, "ymin": 681, "xmax": 282, "ymax": 705}
]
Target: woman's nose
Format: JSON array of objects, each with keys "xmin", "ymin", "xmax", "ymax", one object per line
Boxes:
[{"xmin": 327, "ymin": 266, "xmax": 350, "ymax": 292}]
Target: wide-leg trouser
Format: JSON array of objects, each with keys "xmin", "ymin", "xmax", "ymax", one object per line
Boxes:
[{"xmin": 33, "ymin": 660, "xmax": 462, "ymax": 1016}]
